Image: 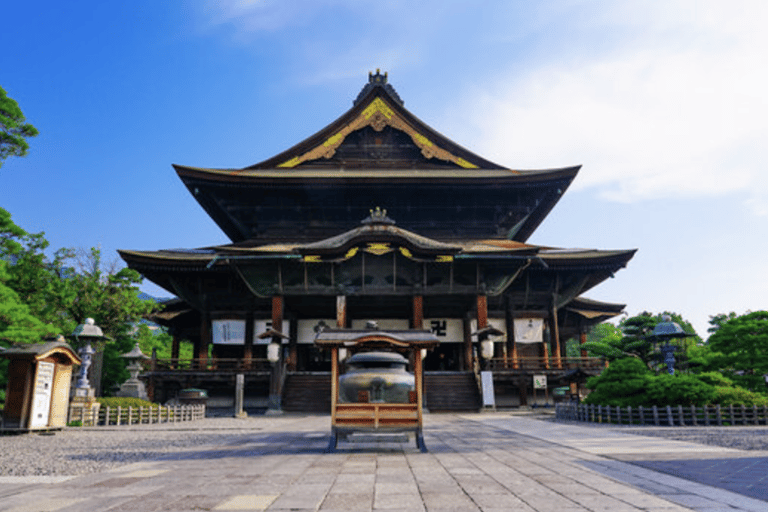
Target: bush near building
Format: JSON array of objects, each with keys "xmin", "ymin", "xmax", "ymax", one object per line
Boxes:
[{"xmin": 583, "ymin": 357, "xmax": 768, "ymax": 408}]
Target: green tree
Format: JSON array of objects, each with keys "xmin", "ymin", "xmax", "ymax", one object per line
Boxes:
[
  {"xmin": 0, "ymin": 86, "xmax": 38, "ymax": 169},
  {"xmin": 63, "ymin": 248, "xmax": 159, "ymax": 395},
  {"xmin": 0, "ymin": 207, "xmax": 59, "ymax": 344},
  {"xmin": 707, "ymin": 311, "xmax": 768, "ymax": 392},
  {"xmin": 581, "ymin": 312, "xmax": 699, "ymax": 372}
]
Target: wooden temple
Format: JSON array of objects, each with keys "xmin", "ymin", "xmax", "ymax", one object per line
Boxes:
[{"xmin": 119, "ymin": 71, "xmax": 635, "ymax": 412}]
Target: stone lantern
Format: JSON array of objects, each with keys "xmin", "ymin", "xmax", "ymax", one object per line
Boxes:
[
  {"xmin": 648, "ymin": 315, "xmax": 695, "ymax": 375},
  {"xmin": 69, "ymin": 318, "xmax": 107, "ymax": 425},
  {"xmin": 116, "ymin": 343, "xmax": 149, "ymax": 400}
]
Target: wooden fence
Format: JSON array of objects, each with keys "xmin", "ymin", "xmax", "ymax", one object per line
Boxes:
[
  {"xmin": 556, "ymin": 402, "xmax": 768, "ymax": 426},
  {"xmin": 68, "ymin": 404, "xmax": 206, "ymax": 426}
]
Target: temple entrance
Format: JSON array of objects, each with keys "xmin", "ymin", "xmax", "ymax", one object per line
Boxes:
[{"xmin": 423, "ymin": 344, "xmax": 463, "ymax": 371}]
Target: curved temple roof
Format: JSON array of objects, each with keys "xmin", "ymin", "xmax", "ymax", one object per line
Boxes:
[{"xmin": 173, "ymin": 72, "xmax": 580, "ymax": 244}]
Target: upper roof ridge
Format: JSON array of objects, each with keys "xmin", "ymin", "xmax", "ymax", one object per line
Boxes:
[{"xmin": 354, "ymin": 69, "xmax": 404, "ymax": 106}]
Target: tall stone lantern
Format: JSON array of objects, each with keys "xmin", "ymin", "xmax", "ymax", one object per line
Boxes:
[{"xmin": 69, "ymin": 318, "xmax": 106, "ymax": 425}]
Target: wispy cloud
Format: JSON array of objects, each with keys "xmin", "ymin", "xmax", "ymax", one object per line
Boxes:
[{"xmin": 454, "ymin": 1, "xmax": 768, "ymax": 213}]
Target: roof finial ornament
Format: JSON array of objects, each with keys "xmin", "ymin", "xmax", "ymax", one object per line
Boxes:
[
  {"xmin": 355, "ymin": 70, "xmax": 403, "ymax": 106},
  {"xmin": 361, "ymin": 206, "xmax": 395, "ymax": 225}
]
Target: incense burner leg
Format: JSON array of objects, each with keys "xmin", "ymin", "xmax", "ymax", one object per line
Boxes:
[
  {"xmin": 327, "ymin": 427, "xmax": 339, "ymax": 453},
  {"xmin": 415, "ymin": 428, "xmax": 428, "ymax": 453}
]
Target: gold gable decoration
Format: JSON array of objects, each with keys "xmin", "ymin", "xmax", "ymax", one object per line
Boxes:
[{"xmin": 278, "ymin": 97, "xmax": 479, "ymax": 169}]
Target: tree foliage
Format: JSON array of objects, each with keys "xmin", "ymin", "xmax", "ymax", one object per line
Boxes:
[
  {"xmin": 1, "ymin": 207, "xmax": 160, "ymax": 395},
  {"xmin": 0, "ymin": 86, "xmax": 38, "ymax": 169},
  {"xmin": 707, "ymin": 311, "xmax": 768, "ymax": 391},
  {"xmin": 581, "ymin": 312, "xmax": 700, "ymax": 372}
]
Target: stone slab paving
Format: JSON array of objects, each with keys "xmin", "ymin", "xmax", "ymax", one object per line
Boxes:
[
  {"xmin": 0, "ymin": 413, "xmax": 765, "ymax": 511},
  {"xmin": 478, "ymin": 415, "xmax": 768, "ymax": 512}
]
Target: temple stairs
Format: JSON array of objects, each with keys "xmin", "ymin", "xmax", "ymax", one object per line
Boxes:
[{"xmin": 280, "ymin": 371, "xmax": 480, "ymax": 413}]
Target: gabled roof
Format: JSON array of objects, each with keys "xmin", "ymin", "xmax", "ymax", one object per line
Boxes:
[
  {"xmin": 172, "ymin": 72, "xmax": 581, "ymax": 243},
  {"xmin": 244, "ymin": 70, "xmax": 504, "ymax": 171}
]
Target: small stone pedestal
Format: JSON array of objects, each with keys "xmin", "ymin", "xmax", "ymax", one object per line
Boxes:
[{"xmin": 69, "ymin": 388, "xmax": 101, "ymax": 426}]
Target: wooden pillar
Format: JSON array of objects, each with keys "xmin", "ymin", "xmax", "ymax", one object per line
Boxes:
[
  {"xmin": 505, "ymin": 299, "xmax": 518, "ymax": 370},
  {"xmin": 336, "ymin": 295, "xmax": 347, "ymax": 328},
  {"xmin": 463, "ymin": 314, "xmax": 473, "ymax": 372},
  {"xmin": 330, "ymin": 346, "xmax": 339, "ymax": 425},
  {"xmin": 476, "ymin": 294, "xmax": 488, "ymax": 370},
  {"xmin": 541, "ymin": 325, "xmax": 550, "ymax": 370},
  {"xmin": 268, "ymin": 296, "xmax": 284, "ymax": 414},
  {"xmin": 580, "ymin": 328, "xmax": 588, "ymax": 358},
  {"xmin": 412, "ymin": 295, "xmax": 424, "ymax": 329},
  {"xmin": 272, "ymin": 296, "xmax": 283, "ymax": 338},
  {"xmin": 551, "ymin": 302, "xmax": 562, "ymax": 370},
  {"xmin": 244, "ymin": 311, "xmax": 254, "ymax": 370},
  {"xmin": 476, "ymin": 295, "xmax": 488, "ymax": 330},
  {"xmin": 171, "ymin": 332, "xmax": 180, "ymax": 369},
  {"xmin": 287, "ymin": 313, "xmax": 298, "ymax": 371},
  {"xmin": 414, "ymin": 347, "xmax": 424, "ymax": 425},
  {"xmin": 198, "ymin": 312, "xmax": 210, "ymax": 368}
]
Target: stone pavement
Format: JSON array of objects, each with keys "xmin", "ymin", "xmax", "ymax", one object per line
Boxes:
[{"xmin": 1, "ymin": 413, "xmax": 767, "ymax": 511}]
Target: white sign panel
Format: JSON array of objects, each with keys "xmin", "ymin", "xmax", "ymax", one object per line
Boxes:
[
  {"xmin": 212, "ymin": 320, "xmax": 246, "ymax": 345},
  {"xmin": 514, "ymin": 318, "xmax": 544, "ymax": 343},
  {"xmin": 30, "ymin": 361, "xmax": 55, "ymax": 428},
  {"xmin": 297, "ymin": 319, "xmax": 336, "ymax": 344},
  {"xmin": 425, "ymin": 318, "xmax": 463, "ymax": 343},
  {"xmin": 212, "ymin": 319, "xmax": 292, "ymax": 344},
  {"xmin": 481, "ymin": 371, "xmax": 495, "ymax": 408},
  {"xmin": 533, "ymin": 374, "xmax": 547, "ymax": 389}
]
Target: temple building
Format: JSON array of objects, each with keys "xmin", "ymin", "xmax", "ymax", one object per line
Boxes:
[{"xmin": 119, "ymin": 71, "xmax": 635, "ymax": 412}]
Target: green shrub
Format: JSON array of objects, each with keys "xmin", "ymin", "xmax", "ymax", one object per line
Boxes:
[
  {"xmin": 583, "ymin": 358, "xmax": 652, "ymax": 407},
  {"xmin": 644, "ymin": 374, "xmax": 717, "ymax": 406},
  {"xmin": 713, "ymin": 386, "xmax": 768, "ymax": 407},
  {"xmin": 695, "ymin": 372, "xmax": 733, "ymax": 387},
  {"xmin": 97, "ymin": 397, "xmax": 159, "ymax": 409}
]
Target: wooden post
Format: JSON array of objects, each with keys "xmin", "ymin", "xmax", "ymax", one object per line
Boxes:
[
  {"xmin": 171, "ymin": 332, "xmax": 180, "ymax": 368},
  {"xmin": 414, "ymin": 347, "xmax": 424, "ymax": 425},
  {"xmin": 476, "ymin": 295, "xmax": 489, "ymax": 370},
  {"xmin": 198, "ymin": 312, "xmax": 210, "ymax": 368},
  {"xmin": 412, "ymin": 295, "xmax": 424, "ymax": 329},
  {"xmin": 336, "ymin": 295, "xmax": 347, "ymax": 328},
  {"xmin": 463, "ymin": 314, "xmax": 473, "ymax": 372},
  {"xmin": 244, "ymin": 311, "xmax": 254, "ymax": 370},
  {"xmin": 580, "ymin": 329, "xmax": 588, "ymax": 358},
  {"xmin": 505, "ymin": 298, "xmax": 517, "ymax": 369},
  {"xmin": 330, "ymin": 346, "xmax": 339, "ymax": 425},
  {"xmin": 267, "ymin": 296, "xmax": 284, "ymax": 414},
  {"xmin": 551, "ymin": 301, "xmax": 562, "ymax": 370}
]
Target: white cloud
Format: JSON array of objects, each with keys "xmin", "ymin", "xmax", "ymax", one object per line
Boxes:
[{"xmin": 455, "ymin": 1, "xmax": 768, "ymax": 213}]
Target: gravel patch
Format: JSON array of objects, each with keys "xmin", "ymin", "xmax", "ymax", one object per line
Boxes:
[
  {"xmin": 0, "ymin": 418, "xmax": 274, "ymax": 477},
  {"xmin": 617, "ymin": 427, "xmax": 768, "ymax": 450}
]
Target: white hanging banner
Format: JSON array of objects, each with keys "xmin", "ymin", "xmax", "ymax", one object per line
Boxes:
[
  {"xmin": 425, "ymin": 318, "xmax": 463, "ymax": 343},
  {"xmin": 212, "ymin": 319, "xmax": 292, "ymax": 344},
  {"xmin": 212, "ymin": 320, "xmax": 246, "ymax": 345},
  {"xmin": 514, "ymin": 318, "xmax": 544, "ymax": 343}
]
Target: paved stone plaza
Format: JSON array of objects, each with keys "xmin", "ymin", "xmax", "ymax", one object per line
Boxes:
[{"xmin": 1, "ymin": 413, "xmax": 767, "ymax": 511}]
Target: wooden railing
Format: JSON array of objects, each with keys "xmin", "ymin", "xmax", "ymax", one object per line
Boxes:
[
  {"xmin": 486, "ymin": 356, "xmax": 605, "ymax": 372},
  {"xmin": 68, "ymin": 404, "xmax": 206, "ymax": 426},
  {"xmin": 556, "ymin": 402, "xmax": 768, "ymax": 426},
  {"xmin": 149, "ymin": 358, "xmax": 272, "ymax": 372}
]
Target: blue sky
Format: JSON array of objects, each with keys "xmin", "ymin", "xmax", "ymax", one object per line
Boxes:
[{"xmin": 2, "ymin": 1, "xmax": 766, "ymax": 339}]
